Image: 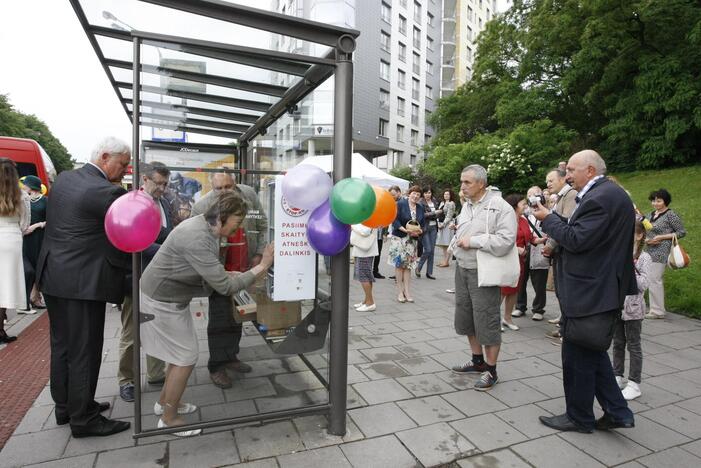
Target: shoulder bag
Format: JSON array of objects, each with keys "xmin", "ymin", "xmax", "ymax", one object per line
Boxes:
[
  {"xmin": 350, "ymin": 229, "xmax": 376, "ymax": 251},
  {"xmin": 668, "ymin": 233, "xmax": 690, "ymax": 269},
  {"xmin": 475, "ymin": 198, "xmax": 520, "ymax": 288}
]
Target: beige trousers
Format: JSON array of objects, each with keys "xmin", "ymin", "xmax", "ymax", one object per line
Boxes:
[
  {"xmin": 118, "ymin": 295, "xmax": 166, "ymax": 385},
  {"xmin": 647, "ymin": 261, "xmax": 667, "ymax": 316}
]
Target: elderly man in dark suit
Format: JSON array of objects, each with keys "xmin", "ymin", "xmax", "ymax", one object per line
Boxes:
[
  {"xmin": 37, "ymin": 137, "xmax": 132, "ymax": 438},
  {"xmin": 532, "ymin": 150, "xmax": 637, "ymax": 433}
]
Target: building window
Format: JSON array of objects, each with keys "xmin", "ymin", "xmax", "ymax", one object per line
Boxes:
[
  {"xmin": 400, "ymin": 0, "xmax": 407, "ymax": 7},
  {"xmin": 380, "ymin": 60, "xmax": 390, "ymax": 81},
  {"xmin": 381, "ymin": 2, "xmax": 391, "ymax": 23},
  {"xmin": 468, "ymin": 6, "xmax": 473, "ymax": 22},
  {"xmin": 466, "ymin": 45, "xmax": 473, "ymax": 62},
  {"xmin": 486, "ymin": 8, "xmax": 491, "ymax": 20},
  {"xmin": 399, "ymin": 15, "xmax": 407, "ymax": 35},
  {"xmin": 427, "ymin": 12, "xmax": 434, "ymax": 27},
  {"xmin": 410, "ymin": 154, "xmax": 417, "ymax": 166},
  {"xmin": 413, "ymin": 1, "xmax": 422, "ymax": 23},
  {"xmin": 412, "ymin": 52, "xmax": 421, "ymax": 75},
  {"xmin": 398, "ymin": 69, "xmax": 406, "ymax": 89},
  {"xmin": 396, "ymin": 124, "xmax": 405, "ymax": 142},
  {"xmin": 412, "ymin": 78, "xmax": 420, "ymax": 100},
  {"xmin": 380, "ymin": 89, "xmax": 390, "ymax": 110},
  {"xmin": 467, "ymin": 26, "xmax": 473, "ymax": 41},
  {"xmin": 380, "ymin": 30, "xmax": 391, "ymax": 52},
  {"xmin": 411, "ymin": 129, "xmax": 419, "ymax": 146},
  {"xmin": 426, "ymin": 60, "xmax": 434, "ymax": 75},
  {"xmin": 411, "ymin": 104, "xmax": 419, "ymax": 125},
  {"xmin": 425, "ymin": 133, "xmax": 432, "ymax": 144},
  {"xmin": 413, "ymin": 26, "xmax": 421, "ymax": 48},
  {"xmin": 426, "ymin": 85, "xmax": 433, "ymax": 100},
  {"xmin": 479, "ymin": 18, "xmax": 482, "ymax": 28},
  {"xmin": 398, "ymin": 42, "xmax": 407, "ymax": 62},
  {"xmin": 397, "ymin": 97, "xmax": 406, "ymax": 116},
  {"xmin": 379, "ymin": 118, "xmax": 388, "ymax": 137},
  {"xmin": 394, "ymin": 150, "xmax": 404, "ymax": 166},
  {"xmin": 427, "ymin": 35, "xmax": 434, "ymax": 50}
]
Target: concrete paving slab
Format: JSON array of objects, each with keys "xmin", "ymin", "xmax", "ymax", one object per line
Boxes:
[
  {"xmin": 451, "ymin": 413, "xmax": 528, "ymax": 452},
  {"xmin": 94, "ymin": 442, "xmax": 167, "ymax": 468},
  {"xmin": 0, "ymin": 428, "xmax": 70, "ymax": 467},
  {"xmin": 277, "ymin": 445, "xmax": 351, "ymax": 468},
  {"xmin": 442, "ymin": 389, "xmax": 509, "ymax": 417},
  {"xmin": 199, "ymin": 400, "xmax": 259, "ymax": 421},
  {"xmin": 221, "ymin": 458, "xmax": 278, "ymax": 468},
  {"xmin": 361, "ymin": 334, "xmax": 405, "ymax": 348},
  {"xmin": 612, "ymin": 414, "xmax": 691, "ymax": 452},
  {"xmin": 339, "ymin": 434, "xmax": 419, "ymax": 468},
  {"xmin": 394, "ymin": 330, "xmax": 436, "ymax": 344},
  {"xmin": 291, "ymin": 414, "xmax": 363, "ymax": 450},
  {"xmin": 234, "ymin": 420, "xmax": 304, "ymax": 462},
  {"xmin": 681, "ymin": 439, "xmax": 701, "ymax": 458},
  {"xmin": 348, "ymin": 402, "xmax": 416, "ymax": 437},
  {"xmin": 396, "ymin": 422, "xmax": 476, "ymax": 467},
  {"xmin": 12, "ymin": 405, "xmax": 53, "ymax": 435},
  {"xmin": 396, "ymin": 395, "xmax": 465, "ymax": 426},
  {"xmin": 169, "ymin": 430, "xmax": 240, "ymax": 468},
  {"xmin": 358, "ymin": 361, "xmax": 410, "ymax": 380},
  {"xmin": 395, "ymin": 342, "xmax": 441, "ymax": 357},
  {"xmin": 396, "ymin": 356, "xmax": 446, "ymax": 375},
  {"xmin": 359, "ymin": 346, "xmax": 408, "ymax": 362},
  {"xmin": 520, "ymin": 374, "xmax": 565, "ymax": 398},
  {"xmin": 396, "ymin": 374, "xmax": 457, "ymax": 397},
  {"xmin": 559, "ymin": 430, "xmax": 651, "ymax": 466},
  {"xmin": 24, "ymin": 454, "xmax": 96, "ymax": 468},
  {"xmin": 511, "ymin": 434, "xmax": 605, "ymax": 468},
  {"xmin": 636, "ymin": 446, "xmax": 701, "ymax": 468},
  {"xmin": 274, "ymin": 371, "xmax": 325, "ymax": 392},
  {"xmin": 640, "ymin": 404, "xmax": 701, "ymax": 438},
  {"xmin": 352, "ymin": 378, "xmax": 413, "ymax": 405},
  {"xmin": 495, "ymin": 403, "xmax": 558, "ymax": 439},
  {"xmin": 457, "ymin": 448, "xmax": 531, "ymax": 468},
  {"xmin": 485, "ymin": 379, "xmax": 550, "ymax": 408}
]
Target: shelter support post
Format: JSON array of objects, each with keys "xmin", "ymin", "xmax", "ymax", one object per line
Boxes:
[{"xmin": 238, "ymin": 141, "xmax": 248, "ymax": 186}]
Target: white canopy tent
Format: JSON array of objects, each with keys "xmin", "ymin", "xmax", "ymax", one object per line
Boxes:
[{"xmin": 298, "ymin": 153, "xmax": 410, "ymax": 191}]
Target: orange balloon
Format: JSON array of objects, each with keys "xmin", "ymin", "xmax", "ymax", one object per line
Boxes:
[{"xmin": 362, "ymin": 186, "xmax": 398, "ymax": 228}]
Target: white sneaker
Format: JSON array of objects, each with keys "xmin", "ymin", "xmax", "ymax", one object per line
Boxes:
[
  {"xmin": 154, "ymin": 401, "xmax": 198, "ymax": 416},
  {"xmin": 512, "ymin": 310, "xmax": 525, "ymax": 318},
  {"xmin": 615, "ymin": 376, "xmax": 626, "ymax": 389},
  {"xmin": 446, "ymin": 289, "xmax": 455, "ymax": 294},
  {"xmin": 157, "ymin": 418, "xmax": 201, "ymax": 437},
  {"xmin": 16, "ymin": 308, "xmax": 37, "ymax": 315},
  {"xmin": 532, "ymin": 313, "xmax": 544, "ymax": 321},
  {"xmin": 353, "ymin": 302, "xmax": 365, "ymax": 309},
  {"xmin": 356, "ymin": 304, "xmax": 376, "ymax": 312},
  {"xmin": 644, "ymin": 312, "xmax": 665, "ymax": 319},
  {"xmin": 621, "ymin": 381, "xmax": 641, "ymax": 400},
  {"xmin": 548, "ymin": 315, "xmax": 561, "ymax": 324},
  {"xmin": 501, "ymin": 319, "xmax": 519, "ymax": 331}
]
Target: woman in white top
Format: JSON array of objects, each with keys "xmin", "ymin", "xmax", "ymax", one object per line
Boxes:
[
  {"xmin": 350, "ymin": 224, "xmax": 379, "ymax": 312},
  {"xmin": 0, "ymin": 158, "xmax": 30, "ymax": 343}
]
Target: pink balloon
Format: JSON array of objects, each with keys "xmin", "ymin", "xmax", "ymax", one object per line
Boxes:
[{"xmin": 105, "ymin": 191, "xmax": 161, "ymax": 253}]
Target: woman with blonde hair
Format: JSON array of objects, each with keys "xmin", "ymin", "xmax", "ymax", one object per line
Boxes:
[{"xmin": 0, "ymin": 158, "xmax": 30, "ymax": 343}]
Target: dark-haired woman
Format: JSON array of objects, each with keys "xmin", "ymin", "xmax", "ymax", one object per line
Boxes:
[
  {"xmin": 644, "ymin": 189, "xmax": 686, "ymax": 319},
  {"xmin": 388, "ymin": 186, "xmax": 425, "ymax": 303},
  {"xmin": 416, "ymin": 187, "xmax": 442, "ymax": 279},
  {"xmin": 436, "ymin": 189, "xmax": 457, "ymax": 267}
]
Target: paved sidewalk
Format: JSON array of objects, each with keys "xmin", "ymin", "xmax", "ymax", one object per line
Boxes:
[{"xmin": 1, "ymin": 259, "xmax": 701, "ymax": 467}]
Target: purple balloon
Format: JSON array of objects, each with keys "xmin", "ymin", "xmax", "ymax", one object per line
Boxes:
[
  {"xmin": 281, "ymin": 164, "xmax": 333, "ymax": 210},
  {"xmin": 306, "ymin": 200, "xmax": 351, "ymax": 256},
  {"xmin": 105, "ymin": 191, "xmax": 161, "ymax": 253}
]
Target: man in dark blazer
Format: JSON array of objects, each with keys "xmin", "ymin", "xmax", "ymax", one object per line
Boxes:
[
  {"xmin": 37, "ymin": 137, "xmax": 132, "ymax": 438},
  {"xmin": 532, "ymin": 150, "xmax": 637, "ymax": 433}
]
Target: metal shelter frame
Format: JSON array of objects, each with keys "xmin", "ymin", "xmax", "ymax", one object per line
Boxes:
[{"xmin": 69, "ymin": 0, "xmax": 359, "ymax": 438}]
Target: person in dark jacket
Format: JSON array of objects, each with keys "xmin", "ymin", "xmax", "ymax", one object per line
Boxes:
[
  {"xmin": 387, "ymin": 185, "xmax": 425, "ymax": 303},
  {"xmin": 416, "ymin": 187, "xmax": 442, "ymax": 279},
  {"xmin": 533, "ymin": 150, "xmax": 637, "ymax": 433}
]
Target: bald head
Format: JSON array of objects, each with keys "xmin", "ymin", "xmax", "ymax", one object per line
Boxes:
[
  {"xmin": 210, "ymin": 172, "xmax": 236, "ymax": 193},
  {"xmin": 566, "ymin": 150, "xmax": 607, "ymax": 191}
]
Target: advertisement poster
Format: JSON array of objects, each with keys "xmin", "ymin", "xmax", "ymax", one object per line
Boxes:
[{"xmin": 273, "ymin": 175, "xmax": 316, "ymax": 300}]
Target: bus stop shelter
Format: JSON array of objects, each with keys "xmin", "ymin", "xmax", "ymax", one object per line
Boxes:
[{"xmin": 69, "ymin": 0, "xmax": 359, "ymax": 438}]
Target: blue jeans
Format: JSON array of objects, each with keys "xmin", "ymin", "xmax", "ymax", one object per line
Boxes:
[{"xmin": 417, "ymin": 225, "xmax": 438, "ymax": 276}]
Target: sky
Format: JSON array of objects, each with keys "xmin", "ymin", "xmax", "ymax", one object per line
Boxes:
[{"xmin": 0, "ymin": 0, "xmax": 512, "ymax": 163}]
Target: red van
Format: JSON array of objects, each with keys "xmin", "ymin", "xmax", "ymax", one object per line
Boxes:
[{"xmin": 0, "ymin": 136, "xmax": 57, "ymax": 190}]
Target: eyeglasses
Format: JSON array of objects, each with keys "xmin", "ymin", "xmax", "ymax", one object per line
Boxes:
[
  {"xmin": 147, "ymin": 178, "xmax": 168, "ymax": 188},
  {"xmin": 213, "ymin": 184, "xmax": 235, "ymax": 191}
]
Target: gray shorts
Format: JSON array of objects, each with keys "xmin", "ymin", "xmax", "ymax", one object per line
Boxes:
[{"xmin": 454, "ymin": 266, "xmax": 502, "ymax": 346}]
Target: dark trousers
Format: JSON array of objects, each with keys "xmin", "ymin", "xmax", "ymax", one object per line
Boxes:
[
  {"xmin": 373, "ymin": 238, "xmax": 383, "ymax": 275},
  {"xmin": 516, "ymin": 254, "xmax": 530, "ymax": 311},
  {"xmin": 528, "ymin": 269, "xmax": 548, "ymax": 313},
  {"xmin": 612, "ymin": 319, "xmax": 643, "ymax": 384},
  {"xmin": 45, "ymin": 295, "xmax": 106, "ymax": 427},
  {"xmin": 23, "ymin": 256, "xmax": 35, "ymax": 306},
  {"xmin": 561, "ymin": 313, "xmax": 633, "ymax": 429},
  {"xmin": 417, "ymin": 225, "xmax": 438, "ymax": 276},
  {"xmin": 207, "ymin": 291, "xmax": 242, "ymax": 373}
]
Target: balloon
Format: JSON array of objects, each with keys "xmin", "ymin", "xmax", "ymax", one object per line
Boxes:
[
  {"xmin": 330, "ymin": 178, "xmax": 376, "ymax": 225},
  {"xmin": 281, "ymin": 164, "xmax": 333, "ymax": 210},
  {"xmin": 362, "ymin": 186, "xmax": 398, "ymax": 228},
  {"xmin": 105, "ymin": 191, "xmax": 161, "ymax": 253},
  {"xmin": 306, "ymin": 200, "xmax": 351, "ymax": 256}
]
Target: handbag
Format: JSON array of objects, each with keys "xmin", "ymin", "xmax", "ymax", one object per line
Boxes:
[
  {"xmin": 474, "ymin": 198, "xmax": 520, "ymax": 288},
  {"xmin": 350, "ymin": 228, "xmax": 376, "ymax": 251},
  {"xmin": 667, "ymin": 233, "xmax": 690, "ymax": 269},
  {"xmin": 561, "ymin": 311, "xmax": 618, "ymax": 352}
]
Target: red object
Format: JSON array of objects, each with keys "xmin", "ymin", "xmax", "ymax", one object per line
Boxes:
[
  {"xmin": 0, "ymin": 136, "xmax": 55, "ymax": 192},
  {"xmin": 225, "ymin": 228, "xmax": 249, "ymax": 272},
  {"xmin": 501, "ymin": 216, "xmax": 531, "ymax": 295}
]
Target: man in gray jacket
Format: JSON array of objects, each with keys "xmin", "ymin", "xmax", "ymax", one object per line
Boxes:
[
  {"xmin": 451, "ymin": 165, "xmax": 517, "ymax": 391},
  {"xmin": 191, "ymin": 172, "xmax": 268, "ymax": 388}
]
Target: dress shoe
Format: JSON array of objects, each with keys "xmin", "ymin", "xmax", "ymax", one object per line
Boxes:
[
  {"xmin": 158, "ymin": 418, "xmax": 201, "ymax": 437},
  {"xmin": 0, "ymin": 331, "xmax": 17, "ymax": 343},
  {"xmin": 426, "ymin": 274, "xmax": 436, "ymax": 280},
  {"xmin": 356, "ymin": 303, "xmax": 377, "ymax": 312},
  {"xmin": 388, "ymin": 275, "xmax": 396, "ymax": 280},
  {"xmin": 539, "ymin": 414, "xmax": 593, "ymax": 433},
  {"xmin": 595, "ymin": 413, "xmax": 635, "ymax": 430},
  {"xmin": 57, "ymin": 401, "xmax": 111, "ymax": 425},
  {"xmin": 71, "ymin": 416, "xmax": 130, "ymax": 438},
  {"xmin": 154, "ymin": 401, "xmax": 197, "ymax": 416},
  {"xmin": 210, "ymin": 370, "xmax": 232, "ymax": 389},
  {"xmin": 147, "ymin": 377, "xmax": 166, "ymax": 386},
  {"xmin": 225, "ymin": 359, "xmax": 252, "ymax": 373},
  {"xmin": 373, "ymin": 272, "xmax": 385, "ymax": 279}
]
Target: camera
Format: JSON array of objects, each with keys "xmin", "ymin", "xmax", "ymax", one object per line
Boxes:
[{"xmin": 528, "ymin": 194, "xmax": 545, "ymax": 207}]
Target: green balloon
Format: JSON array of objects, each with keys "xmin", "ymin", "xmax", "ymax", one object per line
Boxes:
[{"xmin": 330, "ymin": 178, "xmax": 377, "ymax": 225}]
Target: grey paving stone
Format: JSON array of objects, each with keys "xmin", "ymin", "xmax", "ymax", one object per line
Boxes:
[
  {"xmin": 637, "ymin": 447, "xmax": 701, "ymax": 468},
  {"xmin": 94, "ymin": 442, "xmax": 167, "ymax": 468},
  {"xmin": 353, "ymin": 378, "xmax": 413, "ymax": 404},
  {"xmin": 396, "ymin": 395, "xmax": 465, "ymax": 425},
  {"xmin": 273, "ymin": 371, "xmax": 325, "ymax": 392},
  {"xmin": 181, "ymin": 382, "xmax": 226, "ymax": 406},
  {"xmin": 277, "ymin": 445, "xmax": 351, "ymax": 468},
  {"xmin": 485, "ymin": 379, "xmax": 550, "ymax": 408},
  {"xmin": 346, "ymin": 364, "xmax": 371, "ymax": 384},
  {"xmin": 235, "ymin": 420, "xmax": 304, "ymax": 462},
  {"xmin": 559, "ymin": 429, "xmax": 651, "ymax": 465},
  {"xmin": 502, "ymin": 340, "xmax": 548, "ymax": 358},
  {"xmin": 613, "ymin": 461, "xmax": 646, "ymax": 468},
  {"xmin": 424, "ymin": 326, "xmax": 458, "ymax": 340},
  {"xmin": 12, "ymin": 405, "xmax": 53, "ymax": 435},
  {"xmin": 200, "ymin": 400, "xmax": 259, "ymax": 420},
  {"xmin": 430, "ymin": 350, "xmax": 472, "ymax": 369},
  {"xmin": 457, "ymin": 448, "xmax": 531, "ymax": 468},
  {"xmin": 358, "ymin": 361, "xmax": 409, "ymax": 380},
  {"xmin": 0, "ymin": 428, "xmax": 71, "ymax": 467},
  {"xmin": 348, "ymin": 402, "xmax": 416, "ymax": 437},
  {"xmin": 254, "ymin": 394, "xmax": 312, "ymax": 413},
  {"xmin": 422, "ymin": 318, "xmax": 453, "ymax": 328},
  {"xmin": 499, "ymin": 356, "xmax": 561, "ymax": 380},
  {"xmin": 428, "ymin": 337, "xmax": 469, "ymax": 353},
  {"xmin": 442, "ymin": 389, "xmax": 509, "ymax": 417},
  {"xmin": 535, "ymin": 396, "xmax": 567, "ymax": 416},
  {"xmin": 396, "ymin": 422, "xmax": 476, "ymax": 467},
  {"xmin": 646, "ymin": 348, "xmax": 701, "ymax": 371},
  {"xmin": 396, "ymin": 356, "xmax": 446, "ymax": 375},
  {"xmin": 645, "ymin": 373, "xmax": 701, "ymax": 399},
  {"xmin": 392, "ymin": 311, "xmax": 430, "ymax": 322},
  {"xmin": 292, "ymin": 414, "xmax": 364, "ymax": 450},
  {"xmin": 346, "ymin": 349, "xmax": 371, "ymax": 365},
  {"xmin": 366, "ymin": 314, "xmax": 401, "ymax": 324},
  {"xmin": 169, "ymin": 431, "xmax": 240, "ymax": 468},
  {"xmin": 366, "ymin": 322, "xmax": 403, "ymax": 335},
  {"xmin": 31, "ymin": 386, "xmax": 54, "ymax": 407},
  {"xmin": 681, "ymin": 439, "xmax": 701, "ymax": 458},
  {"xmin": 640, "ymin": 404, "xmax": 701, "ymax": 438},
  {"xmin": 511, "ymin": 434, "xmax": 605, "ymax": 468},
  {"xmin": 24, "ymin": 454, "xmax": 96, "ymax": 468},
  {"xmin": 520, "ymin": 374, "xmax": 565, "ymax": 399},
  {"xmin": 676, "ymin": 368, "xmax": 701, "ymax": 385},
  {"xmin": 340, "ymin": 434, "xmax": 418, "ymax": 468},
  {"xmin": 306, "ymin": 385, "xmax": 367, "ymax": 410},
  {"xmin": 394, "ymin": 329, "xmax": 436, "ymax": 344},
  {"xmin": 359, "ymin": 346, "xmax": 408, "ymax": 362},
  {"xmin": 612, "ymin": 413, "xmax": 691, "ymax": 452},
  {"xmin": 63, "ymin": 419, "xmax": 139, "ymax": 457},
  {"xmin": 495, "ymin": 403, "xmax": 558, "ymax": 439},
  {"xmin": 451, "ymin": 413, "xmax": 528, "ymax": 451},
  {"xmin": 395, "ymin": 319, "xmax": 431, "ymax": 331},
  {"xmin": 634, "ymin": 382, "xmax": 684, "ymax": 408},
  {"xmin": 435, "ymin": 370, "xmax": 481, "ymax": 391},
  {"xmin": 362, "ymin": 334, "xmax": 405, "ymax": 348},
  {"xmin": 221, "ymin": 458, "xmax": 278, "ymax": 468},
  {"xmin": 395, "ymin": 342, "xmax": 441, "ymax": 358},
  {"xmin": 396, "ymin": 374, "xmax": 457, "ymax": 397}
]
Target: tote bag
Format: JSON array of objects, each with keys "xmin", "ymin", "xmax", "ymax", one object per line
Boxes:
[
  {"xmin": 475, "ymin": 199, "xmax": 520, "ymax": 288},
  {"xmin": 667, "ymin": 233, "xmax": 690, "ymax": 269}
]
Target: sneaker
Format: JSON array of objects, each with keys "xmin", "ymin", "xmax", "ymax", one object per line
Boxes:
[
  {"xmin": 451, "ymin": 361, "xmax": 488, "ymax": 374},
  {"xmin": 16, "ymin": 308, "xmax": 37, "ymax": 315},
  {"xmin": 446, "ymin": 289, "xmax": 455, "ymax": 294},
  {"xmin": 621, "ymin": 381, "xmax": 641, "ymax": 400},
  {"xmin": 119, "ymin": 383, "xmax": 135, "ymax": 402},
  {"xmin": 474, "ymin": 371, "xmax": 498, "ymax": 391},
  {"xmin": 210, "ymin": 370, "xmax": 232, "ymax": 388},
  {"xmin": 644, "ymin": 312, "xmax": 665, "ymax": 320},
  {"xmin": 512, "ymin": 309, "xmax": 525, "ymax": 318},
  {"xmin": 154, "ymin": 401, "xmax": 198, "ymax": 416},
  {"xmin": 615, "ymin": 376, "xmax": 626, "ymax": 390},
  {"xmin": 532, "ymin": 313, "xmax": 544, "ymax": 321},
  {"xmin": 548, "ymin": 316, "xmax": 561, "ymax": 324},
  {"xmin": 356, "ymin": 303, "xmax": 376, "ymax": 312}
]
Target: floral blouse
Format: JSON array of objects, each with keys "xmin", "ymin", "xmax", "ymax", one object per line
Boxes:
[{"xmin": 645, "ymin": 209, "xmax": 686, "ymax": 263}]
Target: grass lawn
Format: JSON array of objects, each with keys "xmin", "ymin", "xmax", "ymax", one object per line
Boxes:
[{"xmin": 615, "ymin": 165, "xmax": 701, "ymax": 318}]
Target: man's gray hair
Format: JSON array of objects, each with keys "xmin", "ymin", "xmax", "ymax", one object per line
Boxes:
[
  {"xmin": 90, "ymin": 137, "xmax": 131, "ymax": 162},
  {"xmin": 461, "ymin": 164, "xmax": 488, "ymax": 184},
  {"xmin": 207, "ymin": 170, "xmax": 235, "ymax": 184}
]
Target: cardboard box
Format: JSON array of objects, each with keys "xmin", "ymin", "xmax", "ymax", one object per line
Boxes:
[
  {"xmin": 254, "ymin": 293, "xmax": 301, "ymax": 332},
  {"xmin": 232, "ymin": 302, "xmax": 257, "ymax": 324}
]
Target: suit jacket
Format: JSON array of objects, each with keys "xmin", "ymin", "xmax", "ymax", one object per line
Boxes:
[
  {"xmin": 391, "ymin": 199, "xmax": 426, "ymax": 238},
  {"xmin": 545, "ymin": 185, "xmax": 577, "ymax": 253},
  {"xmin": 542, "ymin": 178, "xmax": 637, "ymax": 318},
  {"xmin": 37, "ymin": 164, "xmax": 130, "ymax": 304},
  {"xmin": 154, "ymin": 196, "xmax": 174, "ymax": 245}
]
